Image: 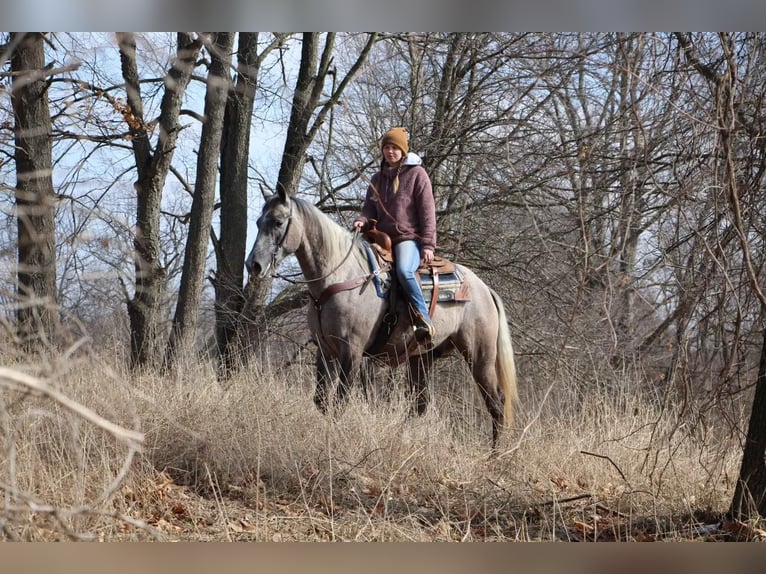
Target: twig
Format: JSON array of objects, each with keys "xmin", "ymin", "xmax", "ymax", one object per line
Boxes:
[
  {"xmin": 0, "ymin": 480, "xmax": 162, "ymax": 541},
  {"xmin": 536, "ymin": 493, "xmax": 594, "ymax": 508},
  {"xmin": 0, "ymin": 367, "xmax": 144, "ymax": 448},
  {"xmin": 496, "ymin": 379, "xmax": 557, "ymax": 460},
  {"xmin": 593, "ymin": 502, "xmax": 629, "ymax": 519},
  {"xmin": 204, "ymin": 464, "xmax": 232, "ymax": 542},
  {"xmin": 580, "ymin": 450, "xmax": 627, "ymax": 482},
  {"xmin": 332, "ymin": 448, "xmax": 384, "ymax": 479},
  {"xmin": 486, "ymin": 477, "xmax": 511, "ymax": 495}
]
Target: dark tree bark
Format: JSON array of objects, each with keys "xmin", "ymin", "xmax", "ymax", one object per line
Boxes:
[
  {"xmin": 11, "ymin": 32, "xmax": 58, "ymax": 349},
  {"xmin": 276, "ymin": 32, "xmax": 378, "ymax": 197},
  {"xmin": 213, "ymin": 32, "xmax": 260, "ymax": 377},
  {"xmin": 165, "ymin": 32, "xmax": 235, "ymax": 368},
  {"xmin": 730, "ymin": 323, "xmax": 766, "ymax": 518},
  {"xmin": 675, "ymin": 32, "xmax": 766, "ymax": 519},
  {"xmin": 711, "ymin": 33, "xmax": 766, "ymax": 519},
  {"xmin": 275, "ymin": 32, "xmax": 327, "ymax": 197},
  {"xmin": 117, "ymin": 32, "xmax": 203, "ymax": 368}
]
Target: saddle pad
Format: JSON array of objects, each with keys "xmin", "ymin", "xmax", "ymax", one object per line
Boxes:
[{"xmin": 418, "ymin": 266, "xmax": 471, "ymax": 303}]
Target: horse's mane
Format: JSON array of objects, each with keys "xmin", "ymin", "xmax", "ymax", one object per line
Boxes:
[{"xmin": 292, "ymin": 197, "xmax": 367, "ymax": 269}]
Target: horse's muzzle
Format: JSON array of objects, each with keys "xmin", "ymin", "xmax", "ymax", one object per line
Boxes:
[{"xmin": 246, "ymin": 260, "xmax": 262, "ymax": 277}]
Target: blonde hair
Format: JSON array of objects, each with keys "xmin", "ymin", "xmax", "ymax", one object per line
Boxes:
[{"xmin": 393, "ymin": 163, "xmax": 403, "ymax": 194}]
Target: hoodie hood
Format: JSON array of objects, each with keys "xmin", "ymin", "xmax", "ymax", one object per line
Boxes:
[{"xmin": 402, "ymin": 152, "xmax": 423, "ymax": 166}]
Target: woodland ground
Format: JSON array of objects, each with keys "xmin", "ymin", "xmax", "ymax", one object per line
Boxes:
[{"xmin": 1, "ymin": 344, "xmax": 764, "ymax": 542}]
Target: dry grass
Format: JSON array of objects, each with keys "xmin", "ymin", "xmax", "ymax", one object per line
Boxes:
[{"xmin": 0, "ymin": 343, "xmax": 760, "ymax": 541}]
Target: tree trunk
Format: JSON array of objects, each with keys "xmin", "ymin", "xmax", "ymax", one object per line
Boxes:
[
  {"xmin": 11, "ymin": 32, "xmax": 58, "ymax": 349},
  {"xmin": 118, "ymin": 32, "xmax": 203, "ymax": 368},
  {"xmin": 238, "ymin": 33, "xmax": 328, "ymax": 348},
  {"xmin": 275, "ymin": 32, "xmax": 327, "ymax": 197},
  {"xmin": 214, "ymin": 32, "xmax": 259, "ymax": 377},
  {"xmin": 730, "ymin": 321, "xmax": 766, "ymax": 518},
  {"xmin": 165, "ymin": 33, "xmax": 234, "ymax": 368}
]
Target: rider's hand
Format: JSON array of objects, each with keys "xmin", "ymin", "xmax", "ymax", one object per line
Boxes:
[
  {"xmin": 423, "ymin": 248, "xmax": 435, "ymax": 264},
  {"xmin": 352, "ymin": 220, "xmax": 364, "ymax": 232}
]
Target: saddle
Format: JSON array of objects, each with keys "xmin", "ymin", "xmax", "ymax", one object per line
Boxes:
[
  {"xmin": 363, "ymin": 219, "xmax": 394, "ymax": 263},
  {"xmin": 362, "ymin": 220, "xmax": 470, "ymax": 318},
  {"xmin": 417, "ymin": 259, "xmax": 469, "ymax": 317}
]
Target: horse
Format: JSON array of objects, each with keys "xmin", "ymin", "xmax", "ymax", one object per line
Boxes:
[{"xmin": 245, "ymin": 187, "xmax": 518, "ymax": 448}]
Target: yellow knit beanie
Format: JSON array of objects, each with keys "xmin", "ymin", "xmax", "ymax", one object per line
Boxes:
[{"xmin": 381, "ymin": 127, "xmax": 409, "ymax": 155}]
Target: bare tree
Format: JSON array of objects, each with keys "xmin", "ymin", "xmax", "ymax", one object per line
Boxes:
[
  {"xmin": 117, "ymin": 32, "xmax": 203, "ymax": 367},
  {"xmin": 10, "ymin": 32, "xmax": 59, "ymax": 349},
  {"xmin": 277, "ymin": 33, "xmax": 378, "ymax": 197},
  {"xmin": 236, "ymin": 33, "xmax": 379, "ymax": 354},
  {"xmin": 165, "ymin": 33, "xmax": 234, "ymax": 368},
  {"xmin": 213, "ymin": 33, "xmax": 285, "ymax": 377},
  {"xmin": 684, "ymin": 33, "xmax": 766, "ymax": 519}
]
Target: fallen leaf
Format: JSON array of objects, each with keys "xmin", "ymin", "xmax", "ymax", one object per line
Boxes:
[
  {"xmin": 573, "ymin": 520, "xmax": 594, "ymax": 534},
  {"xmin": 171, "ymin": 503, "xmax": 188, "ymax": 517},
  {"xmin": 230, "ymin": 518, "xmax": 258, "ymax": 533}
]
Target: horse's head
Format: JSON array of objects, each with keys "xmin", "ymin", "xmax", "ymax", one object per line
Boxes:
[{"xmin": 245, "ymin": 187, "xmax": 295, "ymax": 278}]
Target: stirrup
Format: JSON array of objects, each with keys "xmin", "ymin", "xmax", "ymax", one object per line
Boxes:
[
  {"xmin": 409, "ymin": 306, "xmax": 434, "ymax": 343},
  {"xmin": 413, "ymin": 321, "xmax": 434, "ymax": 337},
  {"xmin": 412, "ymin": 317, "xmax": 435, "ymax": 346}
]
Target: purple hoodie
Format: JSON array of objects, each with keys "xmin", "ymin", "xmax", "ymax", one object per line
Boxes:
[{"xmin": 355, "ymin": 154, "xmax": 437, "ymax": 252}]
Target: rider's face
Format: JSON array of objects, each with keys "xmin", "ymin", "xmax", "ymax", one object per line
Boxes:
[{"xmin": 382, "ymin": 144, "xmax": 404, "ymax": 166}]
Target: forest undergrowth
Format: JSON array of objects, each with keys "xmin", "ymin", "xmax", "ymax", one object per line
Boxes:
[{"xmin": 1, "ymin": 343, "xmax": 763, "ymax": 542}]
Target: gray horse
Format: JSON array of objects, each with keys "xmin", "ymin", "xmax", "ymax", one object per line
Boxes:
[{"xmin": 246, "ymin": 188, "xmax": 518, "ymax": 448}]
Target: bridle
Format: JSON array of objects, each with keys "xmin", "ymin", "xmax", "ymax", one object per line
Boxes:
[{"xmin": 265, "ymin": 198, "xmax": 293, "ymax": 278}]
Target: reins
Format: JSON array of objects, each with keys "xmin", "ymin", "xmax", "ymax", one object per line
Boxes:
[
  {"xmin": 268, "ymin": 199, "xmax": 386, "ymax": 310},
  {"xmin": 271, "ymin": 228, "xmax": 363, "ymax": 287}
]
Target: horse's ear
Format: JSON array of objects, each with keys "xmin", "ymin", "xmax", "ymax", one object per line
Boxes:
[
  {"xmin": 259, "ymin": 184, "xmax": 273, "ymax": 201},
  {"xmin": 277, "ymin": 185, "xmax": 288, "ymax": 204}
]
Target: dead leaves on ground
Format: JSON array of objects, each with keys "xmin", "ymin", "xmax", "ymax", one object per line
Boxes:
[
  {"xmin": 112, "ymin": 469, "xmax": 766, "ymax": 542},
  {"xmin": 534, "ymin": 474, "xmax": 766, "ymax": 542}
]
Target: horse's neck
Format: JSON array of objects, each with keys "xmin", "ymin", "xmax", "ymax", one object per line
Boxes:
[
  {"xmin": 294, "ymin": 242, "xmax": 325, "ymax": 283},
  {"xmin": 294, "ymin": 216, "xmax": 360, "ymax": 289}
]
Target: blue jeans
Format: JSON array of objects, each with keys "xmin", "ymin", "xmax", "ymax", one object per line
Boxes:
[{"xmin": 394, "ymin": 240, "xmax": 432, "ymax": 324}]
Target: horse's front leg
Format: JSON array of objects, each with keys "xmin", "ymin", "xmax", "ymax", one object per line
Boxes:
[
  {"xmin": 333, "ymin": 347, "xmax": 362, "ymax": 409},
  {"xmin": 407, "ymin": 352, "xmax": 433, "ymax": 416},
  {"xmin": 313, "ymin": 346, "xmax": 338, "ymax": 415}
]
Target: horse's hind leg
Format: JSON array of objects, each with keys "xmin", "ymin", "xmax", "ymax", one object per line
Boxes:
[
  {"xmin": 469, "ymin": 356, "xmax": 506, "ymax": 449},
  {"xmin": 407, "ymin": 352, "xmax": 433, "ymax": 416}
]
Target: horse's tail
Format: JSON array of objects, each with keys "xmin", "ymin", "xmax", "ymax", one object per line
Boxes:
[{"xmin": 490, "ymin": 288, "xmax": 518, "ymax": 428}]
